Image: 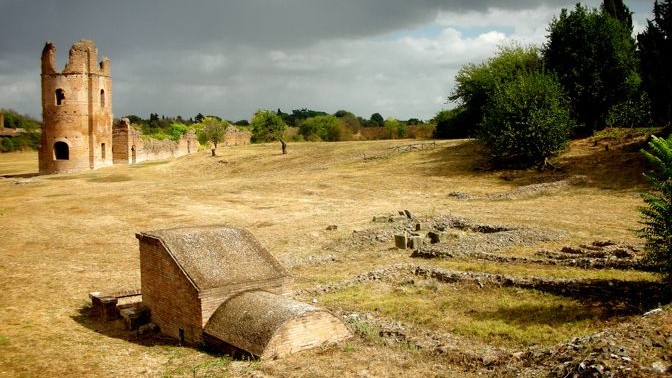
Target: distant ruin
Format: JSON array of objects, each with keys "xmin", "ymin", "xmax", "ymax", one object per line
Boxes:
[
  {"xmin": 39, "ymin": 39, "xmax": 202, "ymax": 174},
  {"xmin": 91, "ymin": 225, "xmax": 351, "ymax": 359}
]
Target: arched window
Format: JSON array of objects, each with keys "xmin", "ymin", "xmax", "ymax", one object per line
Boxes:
[
  {"xmin": 55, "ymin": 89, "xmax": 65, "ymax": 106},
  {"xmin": 54, "ymin": 141, "xmax": 69, "ymax": 160},
  {"xmin": 100, "ymin": 89, "xmax": 105, "ymax": 108}
]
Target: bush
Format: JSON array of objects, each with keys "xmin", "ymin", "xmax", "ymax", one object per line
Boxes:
[
  {"xmin": 638, "ymin": 135, "xmax": 672, "ymax": 277},
  {"xmin": 299, "ymin": 115, "xmax": 349, "ymax": 142},
  {"xmin": 433, "ymin": 107, "xmax": 472, "ymax": 139},
  {"xmin": 480, "ymin": 71, "xmax": 575, "ymax": 167}
]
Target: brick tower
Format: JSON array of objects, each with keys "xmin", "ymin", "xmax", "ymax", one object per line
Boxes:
[{"xmin": 39, "ymin": 39, "xmax": 113, "ymax": 174}]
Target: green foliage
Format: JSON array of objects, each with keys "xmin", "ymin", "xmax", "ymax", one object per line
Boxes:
[
  {"xmin": 276, "ymin": 108, "xmax": 328, "ymax": 127},
  {"xmin": 606, "ymin": 92, "xmax": 653, "ymax": 128},
  {"xmin": 0, "ymin": 109, "xmax": 41, "ymax": 152},
  {"xmin": 197, "ymin": 117, "xmax": 228, "ymax": 149},
  {"xmin": 0, "ymin": 132, "xmax": 40, "ymax": 152},
  {"xmin": 251, "ymin": 109, "xmax": 287, "ymax": 143},
  {"xmin": 543, "ymin": 3, "xmax": 639, "ymax": 132},
  {"xmin": 449, "ymin": 44, "xmax": 542, "ymax": 137},
  {"xmin": 433, "ymin": 107, "xmax": 471, "ymax": 139},
  {"xmin": 480, "ymin": 71, "xmax": 575, "ymax": 167},
  {"xmin": 334, "ymin": 110, "xmax": 362, "ymax": 134},
  {"xmin": 369, "ymin": 112, "xmax": 384, "ymax": 127},
  {"xmin": 638, "ymin": 0, "xmax": 672, "ymax": 125},
  {"xmin": 602, "ymin": 0, "xmax": 633, "ymax": 30},
  {"xmin": 168, "ymin": 122, "xmax": 188, "ymax": 142},
  {"xmin": 2, "ymin": 109, "xmax": 42, "ymax": 131},
  {"xmin": 638, "ymin": 135, "xmax": 672, "ymax": 276},
  {"xmin": 299, "ymin": 115, "xmax": 349, "ymax": 141},
  {"xmin": 384, "ymin": 117, "xmax": 406, "ymax": 139}
]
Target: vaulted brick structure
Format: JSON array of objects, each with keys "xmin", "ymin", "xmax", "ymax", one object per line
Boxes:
[{"xmin": 136, "ymin": 225, "xmax": 350, "ymax": 358}]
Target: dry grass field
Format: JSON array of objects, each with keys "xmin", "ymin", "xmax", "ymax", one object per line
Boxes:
[{"xmin": 0, "ymin": 137, "xmax": 670, "ymax": 377}]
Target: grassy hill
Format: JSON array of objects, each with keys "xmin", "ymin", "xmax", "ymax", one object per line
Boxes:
[{"xmin": 0, "ymin": 136, "xmax": 669, "ymax": 377}]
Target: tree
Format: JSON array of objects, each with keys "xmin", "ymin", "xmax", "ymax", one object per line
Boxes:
[
  {"xmin": 384, "ymin": 117, "xmax": 406, "ymax": 139},
  {"xmin": 334, "ymin": 110, "xmax": 362, "ymax": 134},
  {"xmin": 543, "ymin": 3, "xmax": 639, "ymax": 132},
  {"xmin": 449, "ymin": 44, "xmax": 542, "ymax": 138},
  {"xmin": 198, "ymin": 117, "xmax": 228, "ymax": 156},
  {"xmin": 433, "ymin": 107, "xmax": 471, "ymax": 139},
  {"xmin": 480, "ymin": 71, "xmax": 575, "ymax": 167},
  {"xmin": 638, "ymin": 0, "xmax": 672, "ymax": 126},
  {"xmin": 602, "ymin": 0, "xmax": 633, "ymax": 30},
  {"xmin": 169, "ymin": 122, "xmax": 189, "ymax": 142},
  {"xmin": 300, "ymin": 115, "xmax": 348, "ymax": 141},
  {"xmin": 194, "ymin": 113, "xmax": 205, "ymax": 123},
  {"xmin": 638, "ymin": 135, "xmax": 672, "ymax": 277},
  {"xmin": 369, "ymin": 113, "xmax": 384, "ymax": 127},
  {"xmin": 251, "ymin": 109, "xmax": 288, "ymax": 154}
]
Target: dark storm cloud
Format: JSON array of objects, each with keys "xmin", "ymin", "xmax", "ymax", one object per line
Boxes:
[{"xmin": 0, "ymin": 0, "xmax": 656, "ymax": 120}]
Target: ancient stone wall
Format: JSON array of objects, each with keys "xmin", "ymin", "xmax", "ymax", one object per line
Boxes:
[
  {"xmin": 112, "ymin": 119, "xmax": 201, "ymax": 165},
  {"xmin": 222, "ymin": 127, "xmax": 251, "ymax": 146},
  {"xmin": 39, "ymin": 40, "xmax": 113, "ymax": 174}
]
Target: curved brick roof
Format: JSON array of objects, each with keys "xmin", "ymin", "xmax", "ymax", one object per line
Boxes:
[
  {"xmin": 136, "ymin": 225, "xmax": 289, "ymax": 291},
  {"xmin": 204, "ymin": 290, "xmax": 350, "ymax": 358}
]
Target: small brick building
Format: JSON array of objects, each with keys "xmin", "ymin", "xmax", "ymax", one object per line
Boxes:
[{"xmin": 136, "ymin": 225, "xmax": 350, "ymax": 358}]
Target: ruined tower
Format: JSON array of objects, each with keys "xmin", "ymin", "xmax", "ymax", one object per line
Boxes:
[{"xmin": 39, "ymin": 39, "xmax": 113, "ymax": 174}]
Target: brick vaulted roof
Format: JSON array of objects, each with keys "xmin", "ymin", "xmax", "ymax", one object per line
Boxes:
[{"xmin": 136, "ymin": 225, "xmax": 289, "ymax": 291}]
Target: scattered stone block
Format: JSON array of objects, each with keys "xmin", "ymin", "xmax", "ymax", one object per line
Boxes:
[
  {"xmin": 389, "ymin": 215, "xmax": 407, "ymax": 223},
  {"xmin": 395, "ymin": 234, "xmax": 408, "ymax": 249},
  {"xmin": 119, "ymin": 305, "xmax": 150, "ymax": 330},
  {"xmin": 428, "ymin": 231, "xmax": 447, "ymax": 244},
  {"xmin": 89, "ymin": 292, "xmax": 119, "ymax": 321},
  {"xmin": 404, "ymin": 210, "xmax": 414, "ymax": 219},
  {"xmin": 326, "ymin": 225, "xmax": 338, "ymax": 231},
  {"xmin": 373, "ymin": 215, "xmax": 389, "ymax": 223},
  {"xmin": 408, "ymin": 236, "xmax": 423, "ymax": 250},
  {"xmin": 415, "ymin": 223, "xmax": 427, "ymax": 231}
]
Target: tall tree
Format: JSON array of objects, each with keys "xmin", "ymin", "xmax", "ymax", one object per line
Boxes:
[
  {"xmin": 602, "ymin": 0, "xmax": 633, "ymax": 30},
  {"xmin": 638, "ymin": 0, "xmax": 672, "ymax": 126},
  {"xmin": 369, "ymin": 113, "xmax": 384, "ymax": 127},
  {"xmin": 449, "ymin": 44, "xmax": 541, "ymax": 138},
  {"xmin": 198, "ymin": 117, "xmax": 228, "ymax": 156},
  {"xmin": 543, "ymin": 4, "xmax": 638, "ymax": 132},
  {"xmin": 251, "ymin": 109, "xmax": 288, "ymax": 154}
]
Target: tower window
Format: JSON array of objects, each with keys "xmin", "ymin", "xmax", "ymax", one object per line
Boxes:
[
  {"xmin": 54, "ymin": 141, "xmax": 69, "ymax": 160},
  {"xmin": 55, "ymin": 89, "xmax": 65, "ymax": 106},
  {"xmin": 101, "ymin": 143, "xmax": 106, "ymax": 159},
  {"xmin": 100, "ymin": 89, "xmax": 105, "ymax": 108}
]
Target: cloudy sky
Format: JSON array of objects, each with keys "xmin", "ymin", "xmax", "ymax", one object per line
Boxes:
[{"xmin": 0, "ymin": 0, "xmax": 654, "ymax": 122}]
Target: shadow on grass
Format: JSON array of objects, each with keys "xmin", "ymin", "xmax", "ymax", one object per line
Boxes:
[
  {"xmin": 0, "ymin": 172, "xmax": 39, "ymax": 179},
  {"xmin": 71, "ymin": 305, "xmax": 254, "ymax": 360},
  {"xmin": 422, "ymin": 139, "xmax": 648, "ymax": 192},
  {"xmin": 509, "ymin": 278, "xmax": 672, "ymax": 316}
]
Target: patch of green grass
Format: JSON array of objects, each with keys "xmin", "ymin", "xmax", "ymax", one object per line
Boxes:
[
  {"xmin": 432, "ymin": 259, "xmax": 659, "ymax": 282},
  {"xmin": 0, "ymin": 335, "xmax": 9, "ymax": 345},
  {"xmin": 320, "ymin": 281, "xmax": 608, "ymax": 348},
  {"xmin": 592, "ymin": 127, "xmax": 661, "ymax": 143}
]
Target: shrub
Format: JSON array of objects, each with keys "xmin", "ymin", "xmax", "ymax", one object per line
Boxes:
[
  {"xmin": 433, "ymin": 107, "xmax": 472, "ymax": 139},
  {"xmin": 480, "ymin": 71, "xmax": 575, "ymax": 167},
  {"xmin": 638, "ymin": 135, "xmax": 672, "ymax": 277}
]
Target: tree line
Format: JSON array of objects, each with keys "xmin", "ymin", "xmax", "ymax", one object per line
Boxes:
[{"xmin": 434, "ymin": 0, "xmax": 672, "ymax": 168}]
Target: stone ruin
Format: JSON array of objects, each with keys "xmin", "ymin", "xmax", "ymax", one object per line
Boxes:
[
  {"xmin": 90, "ymin": 225, "xmax": 351, "ymax": 359},
  {"xmin": 39, "ymin": 39, "xmax": 202, "ymax": 175}
]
